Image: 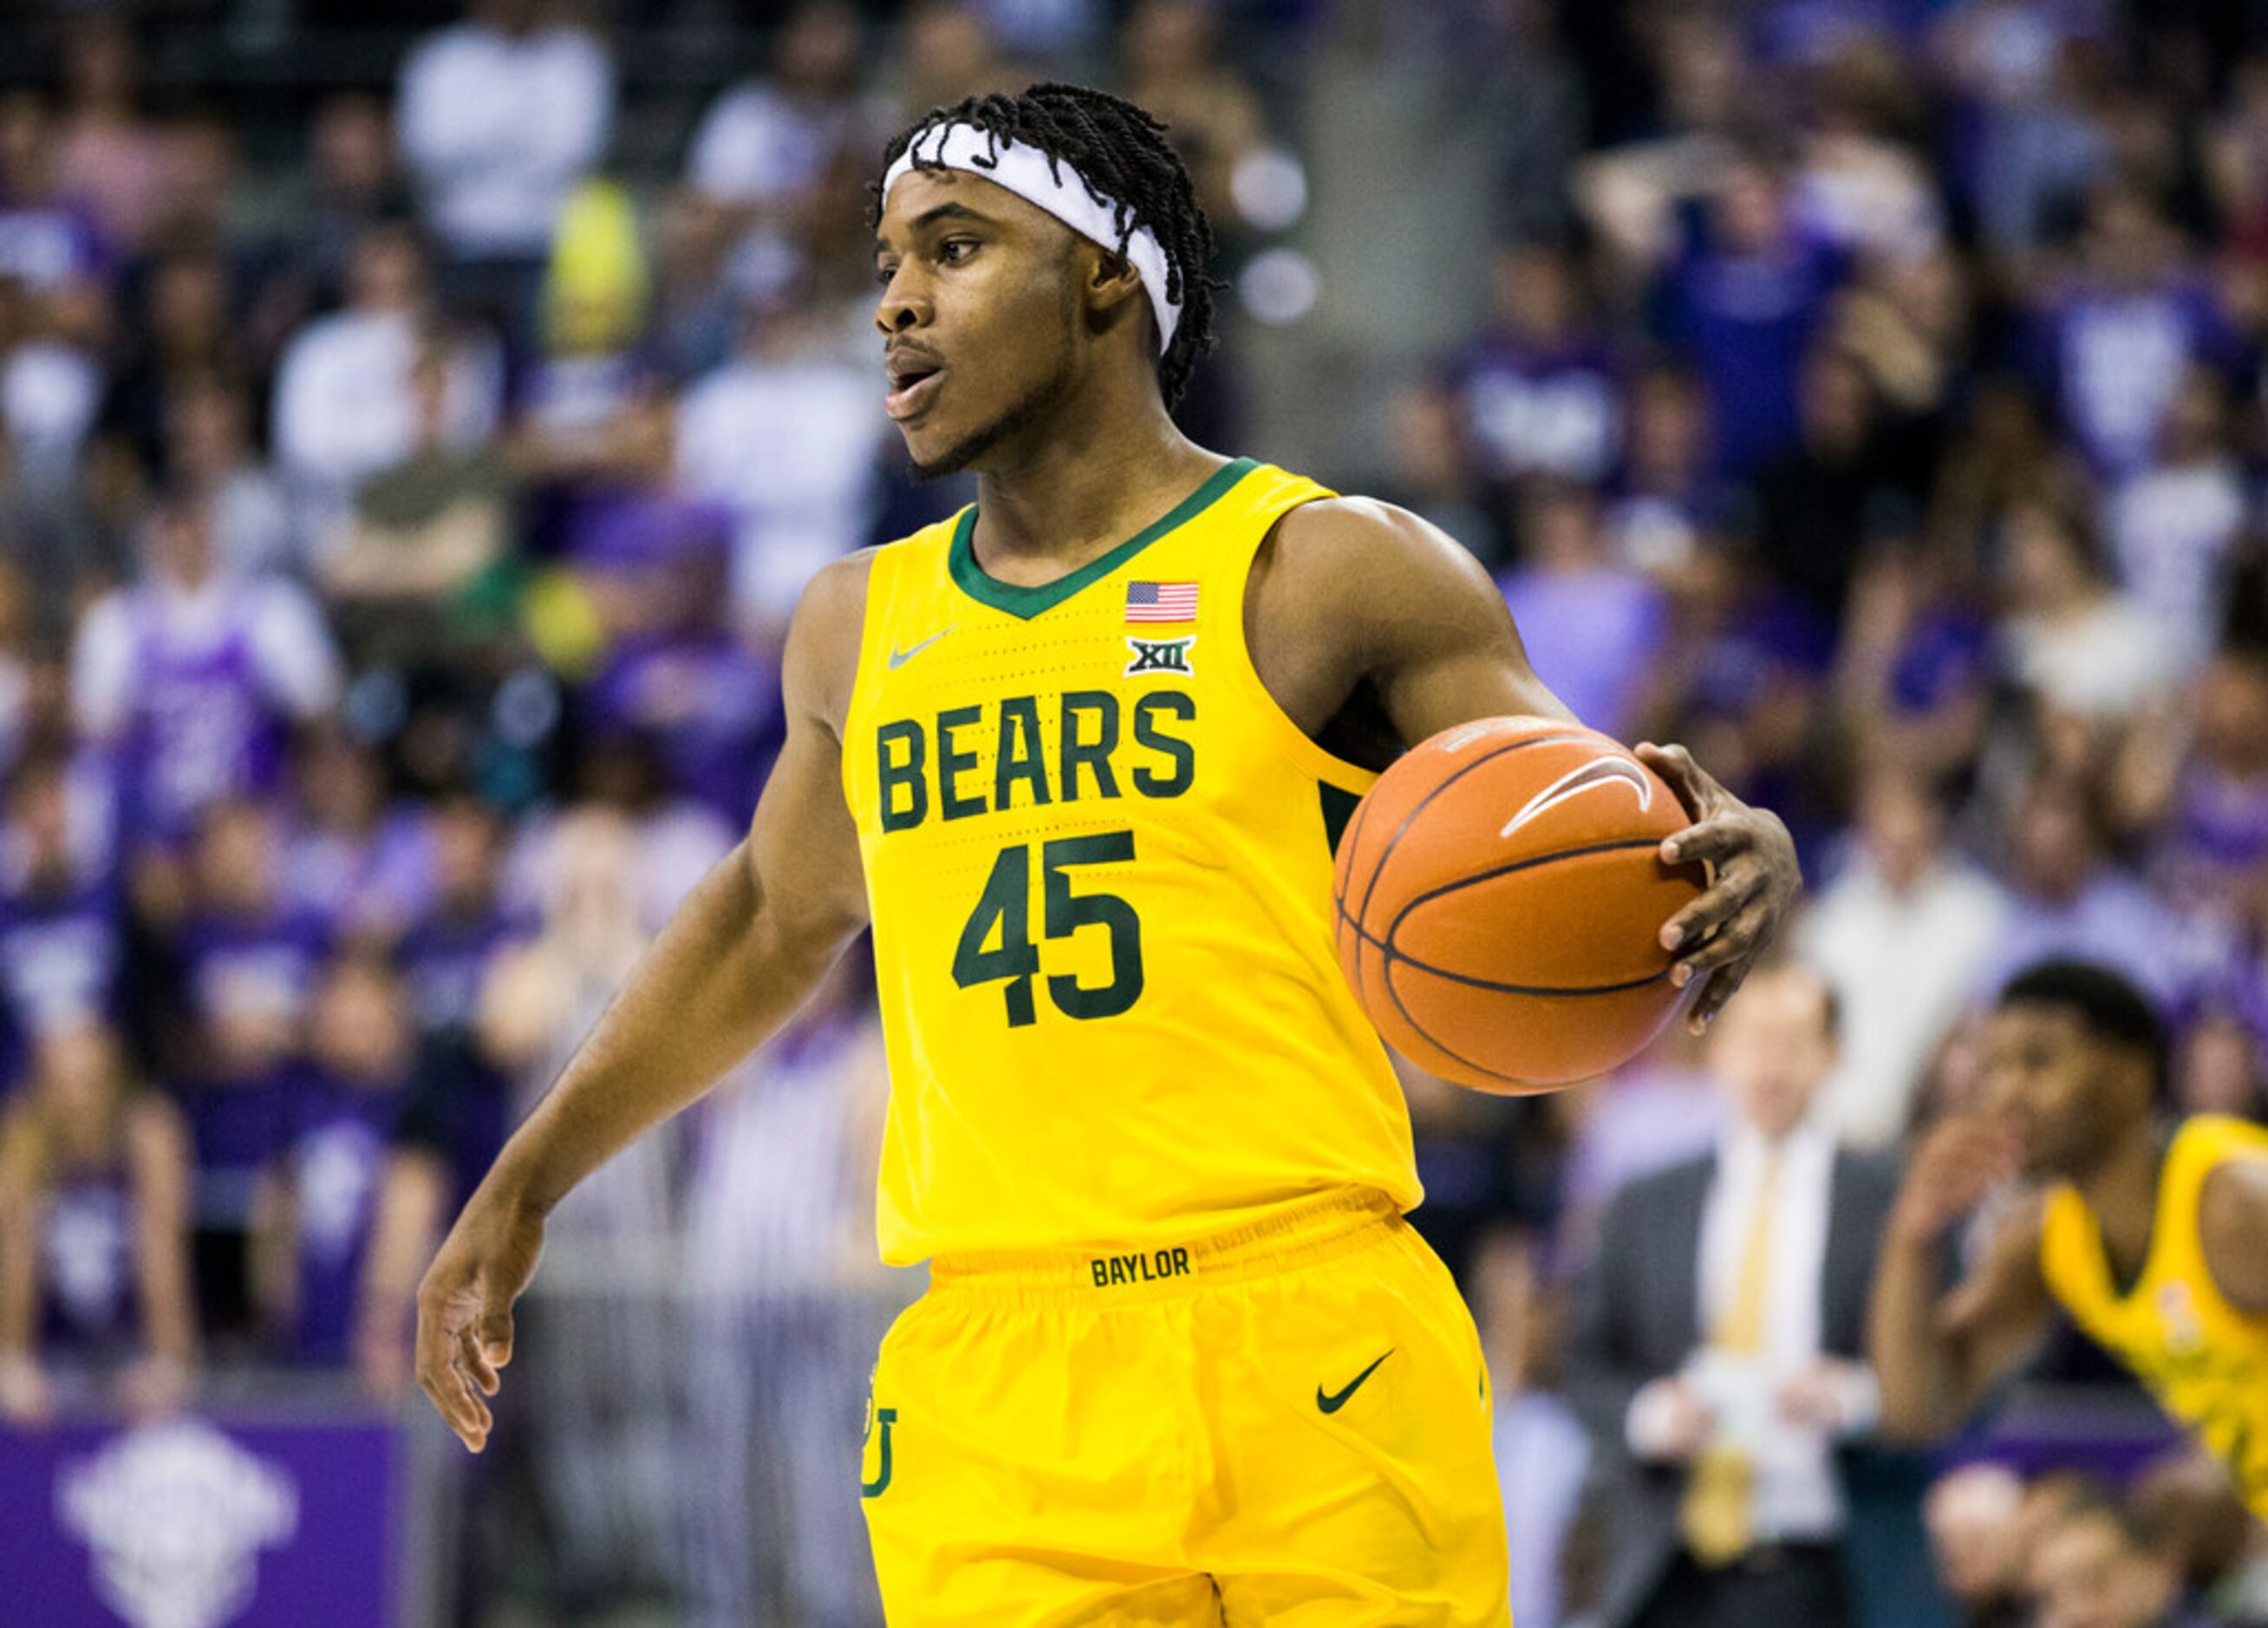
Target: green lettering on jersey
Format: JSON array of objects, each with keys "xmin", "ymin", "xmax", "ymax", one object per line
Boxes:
[
  {"xmin": 935, "ymin": 705, "xmax": 985, "ymax": 821},
  {"xmin": 1131, "ymin": 691, "xmax": 1196, "ymax": 798},
  {"xmin": 994, "ymin": 695, "xmax": 1053, "ymax": 811},
  {"xmin": 1058, "ymin": 691, "xmax": 1121, "ymax": 802},
  {"xmin": 876, "ymin": 720, "xmax": 928, "ymax": 832}
]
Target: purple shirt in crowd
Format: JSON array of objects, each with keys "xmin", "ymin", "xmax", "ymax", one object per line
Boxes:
[
  {"xmin": 0, "ymin": 876, "xmax": 121, "ymax": 1092},
  {"xmin": 175, "ymin": 906, "xmax": 332, "ymax": 1228},
  {"xmin": 38, "ymin": 1164, "xmax": 139, "ymax": 1354},
  {"xmin": 1497, "ymin": 565, "xmax": 1668, "ymax": 741},
  {"xmin": 1980, "ymin": 870, "xmax": 2226, "ymax": 1010},
  {"xmin": 1451, "ymin": 334, "xmax": 1624, "ymax": 486},
  {"xmin": 287, "ymin": 1071, "xmax": 405, "ymax": 1364},
  {"xmin": 1660, "ymin": 217, "xmax": 1848, "ymax": 479},
  {"xmin": 280, "ymin": 811, "xmax": 440, "ymax": 941},
  {"xmin": 119, "ymin": 592, "xmax": 292, "ymax": 847},
  {"xmin": 2027, "ymin": 277, "xmax": 2245, "ymax": 478},
  {"xmin": 396, "ymin": 902, "xmax": 534, "ymax": 1039},
  {"xmin": 583, "ymin": 634, "xmax": 785, "ymax": 825}
]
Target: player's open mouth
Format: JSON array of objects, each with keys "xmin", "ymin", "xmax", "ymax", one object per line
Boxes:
[{"xmin": 885, "ymin": 363, "xmax": 944, "ymax": 420}]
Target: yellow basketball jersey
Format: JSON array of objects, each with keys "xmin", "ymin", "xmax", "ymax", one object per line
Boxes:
[
  {"xmin": 2039, "ymin": 1115, "xmax": 2268, "ymax": 1517},
  {"xmin": 840, "ymin": 457, "xmax": 1420, "ymax": 1265}
]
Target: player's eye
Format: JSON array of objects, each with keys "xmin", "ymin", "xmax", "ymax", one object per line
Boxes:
[
  {"xmin": 939, "ymin": 238, "xmax": 978, "ymax": 264},
  {"xmin": 875, "ymin": 263, "xmax": 898, "ymax": 287}
]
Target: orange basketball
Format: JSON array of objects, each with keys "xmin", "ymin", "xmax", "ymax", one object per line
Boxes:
[{"xmin": 1332, "ymin": 715, "xmax": 1707, "ymax": 1093}]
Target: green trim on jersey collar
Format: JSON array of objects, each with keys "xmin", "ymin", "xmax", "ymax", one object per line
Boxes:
[{"xmin": 947, "ymin": 456, "xmax": 1259, "ymax": 620}]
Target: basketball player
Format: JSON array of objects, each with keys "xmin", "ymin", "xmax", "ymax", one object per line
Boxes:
[
  {"xmin": 415, "ymin": 84, "xmax": 1801, "ymax": 1621},
  {"xmin": 1872, "ymin": 960, "xmax": 2268, "ymax": 1518}
]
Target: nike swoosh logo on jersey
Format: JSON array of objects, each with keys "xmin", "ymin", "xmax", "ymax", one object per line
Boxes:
[
  {"xmin": 888, "ymin": 627, "xmax": 955, "ymax": 669},
  {"xmin": 1317, "ymin": 1349, "xmax": 1393, "ymax": 1414}
]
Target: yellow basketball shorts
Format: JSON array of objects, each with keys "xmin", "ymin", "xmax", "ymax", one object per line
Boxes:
[{"xmin": 859, "ymin": 1189, "xmax": 1512, "ymax": 1625}]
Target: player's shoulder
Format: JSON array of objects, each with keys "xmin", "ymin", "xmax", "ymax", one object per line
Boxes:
[
  {"xmin": 1263, "ymin": 494, "xmax": 1496, "ymax": 611},
  {"xmin": 785, "ymin": 547, "xmax": 885, "ymax": 733},
  {"xmin": 1269, "ymin": 492, "xmax": 1453, "ymax": 564},
  {"xmin": 800, "ymin": 544, "xmax": 886, "ymax": 615},
  {"xmin": 2197, "ymin": 1145, "xmax": 2268, "ymax": 1238},
  {"xmin": 2195, "ymin": 1138, "xmax": 2268, "ymax": 1311}
]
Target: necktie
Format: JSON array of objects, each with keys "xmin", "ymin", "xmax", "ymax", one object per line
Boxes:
[{"xmin": 1680, "ymin": 1145, "xmax": 1782, "ymax": 1566}]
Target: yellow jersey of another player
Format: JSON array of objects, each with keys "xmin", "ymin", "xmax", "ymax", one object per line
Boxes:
[
  {"xmin": 2039, "ymin": 1114, "xmax": 2268, "ymax": 1518},
  {"xmin": 840, "ymin": 457, "xmax": 1420, "ymax": 1265}
]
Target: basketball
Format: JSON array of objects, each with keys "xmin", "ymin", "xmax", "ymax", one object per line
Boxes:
[{"xmin": 1332, "ymin": 715, "xmax": 1708, "ymax": 1092}]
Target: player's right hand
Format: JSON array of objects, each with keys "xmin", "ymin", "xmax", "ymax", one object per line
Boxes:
[
  {"xmin": 1890, "ymin": 1113, "xmax": 2019, "ymax": 1247},
  {"xmin": 415, "ymin": 1194, "xmax": 545, "ymax": 1453}
]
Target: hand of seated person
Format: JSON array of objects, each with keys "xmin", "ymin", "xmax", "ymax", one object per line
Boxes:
[
  {"xmin": 1628, "ymin": 1374, "xmax": 1714, "ymax": 1463},
  {"xmin": 0, "ymin": 1349, "xmax": 55, "ymax": 1429},
  {"xmin": 1774, "ymin": 1357, "xmax": 1879, "ymax": 1434}
]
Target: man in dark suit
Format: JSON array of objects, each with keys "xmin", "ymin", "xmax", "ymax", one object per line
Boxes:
[{"xmin": 1567, "ymin": 964, "xmax": 1900, "ymax": 1628}]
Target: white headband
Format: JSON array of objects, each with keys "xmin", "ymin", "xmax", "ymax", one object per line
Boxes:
[{"xmin": 883, "ymin": 122, "xmax": 1183, "ymax": 355}]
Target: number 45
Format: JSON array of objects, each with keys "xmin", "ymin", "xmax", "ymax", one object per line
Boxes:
[{"xmin": 952, "ymin": 832, "xmax": 1145, "ymax": 1026}]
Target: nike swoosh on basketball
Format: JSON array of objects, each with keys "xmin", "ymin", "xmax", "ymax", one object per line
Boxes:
[
  {"xmin": 888, "ymin": 627, "xmax": 955, "ymax": 669},
  {"xmin": 1498, "ymin": 755, "xmax": 1652, "ymax": 839},
  {"xmin": 1317, "ymin": 1349, "xmax": 1393, "ymax": 1414}
]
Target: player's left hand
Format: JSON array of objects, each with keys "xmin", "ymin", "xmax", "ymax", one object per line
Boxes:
[{"xmin": 1633, "ymin": 741, "xmax": 1802, "ymax": 1033}]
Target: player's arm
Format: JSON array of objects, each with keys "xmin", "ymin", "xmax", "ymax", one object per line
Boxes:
[
  {"xmin": 1871, "ymin": 1113, "xmax": 2053, "ymax": 1442},
  {"xmin": 2198, "ymin": 1156, "xmax": 2268, "ymax": 1316},
  {"xmin": 1258, "ymin": 498, "xmax": 1802, "ymax": 1027},
  {"xmin": 414, "ymin": 555, "xmax": 874, "ymax": 1453}
]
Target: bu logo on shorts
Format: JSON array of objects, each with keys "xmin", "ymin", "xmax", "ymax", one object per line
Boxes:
[{"xmin": 862, "ymin": 1394, "xmax": 898, "ymax": 1499}]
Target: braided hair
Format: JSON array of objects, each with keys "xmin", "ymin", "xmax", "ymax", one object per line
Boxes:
[{"xmin": 870, "ymin": 82, "xmax": 1220, "ymax": 411}]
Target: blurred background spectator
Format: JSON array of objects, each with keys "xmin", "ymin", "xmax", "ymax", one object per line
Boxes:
[
  {"xmin": 395, "ymin": 0, "xmax": 616, "ymax": 353},
  {"xmin": 1568, "ymin": 967, "xmax": 1900, "ymax": 1628},
  {"xmin": 0, "ymin": 1023, "xmax": 194, "ymax": 1427},
  {"xmin": 0, "ymin": 3, "xmax": 2263, "ymax": 1624}
]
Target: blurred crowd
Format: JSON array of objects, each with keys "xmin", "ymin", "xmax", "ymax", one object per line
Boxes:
[
  {"xmin": 1, "ymin": 0, "xmax": 2267, "ymax": 1624},
  {"xmin": 1922, "ymin": 1455, "xmax": 2268, "ymax": 1628}
]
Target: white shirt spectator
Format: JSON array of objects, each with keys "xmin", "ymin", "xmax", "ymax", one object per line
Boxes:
[
  {"xmin": 72, "ymin": 572, "xmax": 342, "ymax": 742},
  {"xmin": 675, "ymin": 346, "xmax": 887, "ymax": 634},
  {"xmin": 1999, "ymin": 593, "xmax": 2181, "ymax": 719},
  {"xmin": 1627, "ymin": 1117, "xmax": 1877, "ymax": 1541},
  {"xmin": 502, "ymin": 798, "xmax": 734, "ymax": 941},
  {"xmin": 1801, "ymin": 852, "xmax": 2011, "ymax": 1149},
  {"xmin": 270, "ymin": 310, "xmax": 501, "ymax": 548},
  {"xmin": 207, "ymin": 466, "xmax": 295, "ymax": 577},
  {"xmin": 2108, "ymin": 458, "xmax": 2246, "ymax": 673},
  {"xmin": 1795, "ymin": 135, "xmax": 1945, "ymax": 262},
  {"xmin": 396, "ymin": 16, "xmax": 615, "ymax": 258},
  {"xmin": 3, "ymin": 339, "xmax": 100, "ymax": 492},
  {"xmin": 687, "ymin": 83, "xmax": 890, "ymax": 212}
]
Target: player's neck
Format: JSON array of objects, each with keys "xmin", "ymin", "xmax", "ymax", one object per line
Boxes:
[
  {"xmin": 2078, "ymin": 1119, "xmax": 2168, "ymax": 1284},
  {"xmin": 968, "ymin": 397, "xmax": 1221, "ymax": 582}
]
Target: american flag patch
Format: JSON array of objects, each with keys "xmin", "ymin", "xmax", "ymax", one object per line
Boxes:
[{"xmin": 1125, "ymin": 581, "xmax": 1199, "ymax": 622}]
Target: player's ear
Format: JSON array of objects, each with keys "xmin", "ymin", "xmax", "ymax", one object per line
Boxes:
[{"xmin": 1080, "ymin": 245, "xmax": 1148, "ymax": 330}]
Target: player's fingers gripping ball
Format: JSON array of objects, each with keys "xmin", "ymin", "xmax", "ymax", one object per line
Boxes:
[{"xmin": 1332, "ymin": 715, "xmax": 1708, "ymax": 1092}]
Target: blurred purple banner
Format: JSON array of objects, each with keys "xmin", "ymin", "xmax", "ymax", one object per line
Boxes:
[{"xmin": 0, "ymin": 1412, "xmax": 397, "ymax": 1628}]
